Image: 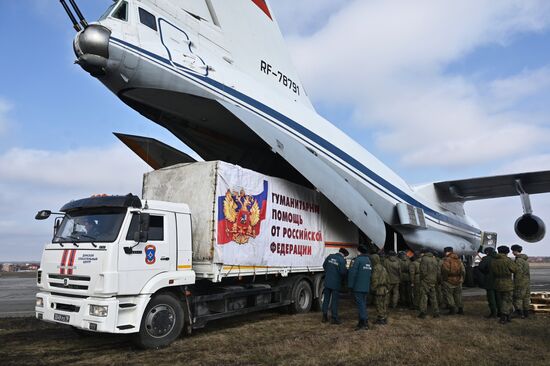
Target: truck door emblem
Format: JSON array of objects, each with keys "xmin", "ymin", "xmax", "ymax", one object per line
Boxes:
[
  {"xmin": 63, "ymin": 278, "xmax": 69, "ymax": 287},
  {"xmin": 145, "ymin": 245, "xmax": 156, "ymax": 265}
]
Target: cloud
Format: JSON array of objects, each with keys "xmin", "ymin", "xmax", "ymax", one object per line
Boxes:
[
  {"xmin": 270, "ymin": 0, "xmax": 348, "ymax": 36},
  {"xmin": 0, "ymin": 145, "xmax": 148, "ymax": 191},
  {"xmin": 0, "ymin": 97, "xmax": 13, "ymax": 137},
  {"xmin": 284, "ymin": 0, "xmax": 550, "ymax": 167},
  {"xmin": 489, "ymin": 66, "xmax": 550, "ymax": 107},
  {"xmin": 0, "ymin": 145, "xmax": 150, "ymax": 261}
]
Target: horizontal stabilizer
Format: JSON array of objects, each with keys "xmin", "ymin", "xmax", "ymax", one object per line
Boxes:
[
  {"xmin": 434, "ymin": 170, "xmax": 550, "ymax": 202},
  {"xmin": 114, "ymin": 132, "xmax": 196, "ymax": 170},
  {"xmin": 218, "ymin": 100, "xmax": 386, "ymax": 248}
]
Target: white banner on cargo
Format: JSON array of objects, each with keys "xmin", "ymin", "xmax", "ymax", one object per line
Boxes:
[{"xmin": 215, "ymin": 163, "xmax": 325, "ymax": 267}]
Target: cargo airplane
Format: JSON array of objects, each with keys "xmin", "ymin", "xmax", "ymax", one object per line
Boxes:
[{"xmin": 61, "ymin": 0, "xmax": 550, "ymax": 263}]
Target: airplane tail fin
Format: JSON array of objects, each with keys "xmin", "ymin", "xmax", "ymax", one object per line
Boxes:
[{"xmin": 208, "ymin": 0, "xmax": 314, "ymax": 109}]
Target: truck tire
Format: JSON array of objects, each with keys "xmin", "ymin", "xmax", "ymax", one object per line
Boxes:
[
  {"xmin": 289, "ymin": 279, "xmax": 313, "ymax": 314},
  {"xmin": 312, "ymin": 274, "xmax": 324, "ymax": 312},
  {"xmin": 133, "ymin": 293, "xmax": 184, "ymax": 349}
]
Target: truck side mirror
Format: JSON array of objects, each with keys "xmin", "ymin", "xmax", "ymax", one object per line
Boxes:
[
  {"xmin": 133, "ymin": 213, "xmax": 150, "ymax": 243},
  {"xmin": 54, "ymin": 217, "xmax": 63, "ymax": 236},
  {"xmin": 35, "ymin": 210, "xmax": 52, "ymax": 220}
]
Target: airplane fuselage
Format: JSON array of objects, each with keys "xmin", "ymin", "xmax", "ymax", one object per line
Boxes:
[{"xmin": 74, "ymin": 0, "xmax": 482, "ymax": 255}]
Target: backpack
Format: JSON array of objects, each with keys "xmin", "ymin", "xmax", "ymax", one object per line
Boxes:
[{"xmin": 443, "ymin": 256, "xmax": 462, "ymax": 277}]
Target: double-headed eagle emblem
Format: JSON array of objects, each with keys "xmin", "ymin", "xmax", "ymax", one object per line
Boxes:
[{"xmin": 223, "ymin": 188, "xmax": 262, "ymax": 244}]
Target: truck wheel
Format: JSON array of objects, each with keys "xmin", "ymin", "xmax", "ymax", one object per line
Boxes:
[
  {"xmin": 289, "ymin": 279, "xmax": 313, "ymax": 314},
  {"xmin": 133, "ymin": 293, "xmax": 184, "ymax": 349},
  {"xmin": 312, "ymin": 275, "xmax": 324, "ymax": 311}
]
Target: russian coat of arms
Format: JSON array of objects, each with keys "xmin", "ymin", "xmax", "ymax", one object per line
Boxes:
[{"xmin": 222, "ymin": 189, "xmax": 262, "ymax": 244}]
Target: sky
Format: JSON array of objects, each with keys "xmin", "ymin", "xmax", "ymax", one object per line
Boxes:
[{"xmin": 1, "ymin": 0, "xmax": 550, "ymax": 261}]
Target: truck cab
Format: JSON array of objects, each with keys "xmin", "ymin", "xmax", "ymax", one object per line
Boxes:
[{"xmin": 35, "ymin": 194, "xmax": 194, "ymax": 344}]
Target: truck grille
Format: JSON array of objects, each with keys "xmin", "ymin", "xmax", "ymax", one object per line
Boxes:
[
  {"xmin": 48, "ymin": 274, "xmax": 90, "ymax": 291},
  {"xmin": 50, "ymin": 283, "xmax": 89, "ymax": 290},
  {"xmin": 49, "ymin": 274, "xmax": 91, "ymax": 281}
]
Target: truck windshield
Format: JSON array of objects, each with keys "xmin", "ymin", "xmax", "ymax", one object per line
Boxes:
[{"xmin": 53, "ymin": 209, "xmax": 126, "ymax": 243}]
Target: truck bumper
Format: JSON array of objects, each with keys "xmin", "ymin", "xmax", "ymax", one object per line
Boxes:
[{"xmin": 35, "ymin": 292, "xmax": 150, "ymax": 334}]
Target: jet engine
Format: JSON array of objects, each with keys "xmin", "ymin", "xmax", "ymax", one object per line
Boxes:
[{"xmin": 514, "ymin": 214, "xmax": 546, "ymax": 243}]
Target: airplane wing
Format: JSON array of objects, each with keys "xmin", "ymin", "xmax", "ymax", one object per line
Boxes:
[
  {"xmin": 433, "ymin": 170, "xmax": 550, "ymax": 202},
  {"xmin": 217, "ymin": 100, "xmax": 387, "ymax": 248},
  {"xmin": 114, "ymin": 132, "xmax": 196, "ymax": 170}
]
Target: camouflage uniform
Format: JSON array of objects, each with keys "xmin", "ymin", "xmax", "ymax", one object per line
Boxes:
[
  {"xmin": 370, "ymin": 254, "xmax": 389, "ymax": 323},
  {"xmin": 409, "ymin": 256, "xmax": 421, "ymax": 309},
  {"xmin": 384, "ymin": 255, "xmax": 401, "ymax": 308},
  {"xmin": 513, "ymin": 254, "xmax": 530, "ymax": 313},
  {"xmin": 478, "ymin": 252, "xmax": 501, "ymax": 317},
  {"xmin": 399, "ymin": 255, "xmax": 412, "ymax": 307},
  {"xmin": 435, "ymin": 255, "xmax": 445, "ymax": 309},
  {"xmin": 490, "ymin": 253, "xmax": 517, "ymax": 321},
  {"xmin": 419, "ymin": 252, "xmax": 439, "ymax": 317},
  {"xmin": 441, "ymin": 253, "xmax": 465, "ymax": 314}
]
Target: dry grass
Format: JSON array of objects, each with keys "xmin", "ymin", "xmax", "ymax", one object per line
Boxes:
[{"xmin": 1, "ymin": 297, "xmax": 549, "ymax": 366}]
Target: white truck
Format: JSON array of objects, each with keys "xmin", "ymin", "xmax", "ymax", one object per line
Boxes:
[{"xmin": 35, "ymin": 161, "xmax": 360, "ymax": 348}]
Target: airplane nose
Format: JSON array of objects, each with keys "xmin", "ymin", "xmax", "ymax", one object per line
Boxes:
[{"xmin": 73, "ymin": 24, "xmax": 111, "ymax": 76}]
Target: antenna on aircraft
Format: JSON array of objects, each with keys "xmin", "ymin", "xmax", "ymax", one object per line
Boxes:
[
  {"xmin": 59, "ymin": 0, "xmax": 88, "ymax": 31},
  {"xmin": 59, "ymin": 0, "xmax": 81, "ymax": 32}
]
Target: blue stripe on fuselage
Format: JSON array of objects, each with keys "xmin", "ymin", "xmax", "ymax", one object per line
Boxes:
[{"xmin": 109, "ymin": 37, "xmax": 481, "ymax": 236}]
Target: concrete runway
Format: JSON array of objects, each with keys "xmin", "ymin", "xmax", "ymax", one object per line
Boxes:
[{"xmin": 1, "ymin": 267, "xmax": 549, "ymax": 317}]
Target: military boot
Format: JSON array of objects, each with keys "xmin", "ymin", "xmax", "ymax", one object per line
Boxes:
[
  {"xmin": 522, "ymin": 310, "xmax": 529, "ymax": 319},
  {"xmin": 457, "ymin": 308, "xmax": 464, "ymax": 315},
  {"xmin": 354, "ymin": 320, "xmax": 368, "ymax": 331},
  {"xmin": 499, "ymin": 315, "xmax": 507, "ymax": 324},
  {"xmin": 418, "ymin": 312, "xmax": 426, "ymax": 319},
  {"xmin": 484, "ymin": 311, "xmax": 497, "ymax": 319},
  {"xmin": 446, "ymin": 308, "xmax": 456, "ymax": 316},
  {"xmin": 364, "ymin": 320, "xmax": 370, "ymax": 330},
  {"xmin": 331, "ymin": 318, "xmax": 342, "ymax": 325},
  {"xmin": 506, "ymin": 314, "xmax": 512, "ymax": 323},
  {"xmin": 512, "ymin": 309, "xmax": 522, "ymax": 318},
  {"xmin": 375, "ymin": 317, "xmax": 385, "ymax": 324},
  {"xmin": 322, "ymin": 313, "xmax": 329, "ymax": 323}
]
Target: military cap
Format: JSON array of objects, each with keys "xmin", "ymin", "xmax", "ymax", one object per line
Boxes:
[
  {"xmin": 483, "ymin": 247, "xmax": 495, "ymax": 255},
  {"xmin": 497, "ymin": 245, "xmax": 510, "ymax": 254},
  {"xmin": 357, "ymin": 246, "xmax": 368, "ymax": 254},
  {"xmin": 511, "ymin": 244, "xmax": 523, "ymax": 252},
  {"xmin": 339, "ymin": 248, "xmax": 349, "ymax": 256}
]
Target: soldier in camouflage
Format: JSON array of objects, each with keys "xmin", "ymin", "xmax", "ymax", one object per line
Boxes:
[
  {"xmin": 478, "ymin": 247, "xmax": 501, "ymax": 318},
  {"xmin": 370, "ymin": 253, "xmax": 390, "ymax": 325},
  {"xmin": 511, "ymin": 244, "xmax": 530, "ymax": 319},
  {"xmin": 409, "ymin": 253, "xmax": 422, "ymax": 310},
  {"xmin": 398, "ymin": 251, "xmax": 412, "ymax": 308},
  {"xmin": 418, "ymin": 249, "xmax": 440, "ymax": 318},
  {"xmin": 441, "ymin": 247, "xmax": 465, "ymax": 315},
  {"xmin": 384, "ymin": 251, "xmax": 401, "ymax": 309},
  {"xmin": 489, "ymin": 246, "xmax": 517, "ymax": 324}
]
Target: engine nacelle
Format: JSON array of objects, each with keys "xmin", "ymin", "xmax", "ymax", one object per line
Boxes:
[{"xmin": 514, "ymin": 214, "xmax": 546, "ymax": 243}]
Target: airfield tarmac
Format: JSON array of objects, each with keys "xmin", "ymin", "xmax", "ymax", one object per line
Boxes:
[{"xmin": 1, "ymin": 266, "xmax": 549, "ymax": 317}]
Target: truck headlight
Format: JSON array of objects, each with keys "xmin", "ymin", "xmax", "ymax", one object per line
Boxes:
[
  {"xmin": 36, "ymin": 297, "xmax": 44, "ymax": 308},
  {"xmin": 89, "ymin": 305, "xmax": 108, "ymax": 317}
]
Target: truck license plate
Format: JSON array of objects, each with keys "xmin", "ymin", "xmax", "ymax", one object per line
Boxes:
[{"xmin": 54, "ymin": 313, "xmax": 70, "ymax": 323}]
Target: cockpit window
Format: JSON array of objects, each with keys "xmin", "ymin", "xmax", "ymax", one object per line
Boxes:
[
  {"xmin": 113, "ymin": 1, "xmax": 128, "ymax": 21},
  {"xmin": 139, "ymin": 8, "xmax": 158, "ymax": 31},
  {"xmin": 99, "ymin": 2, "xmax": 117, "ymax": 21}
]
